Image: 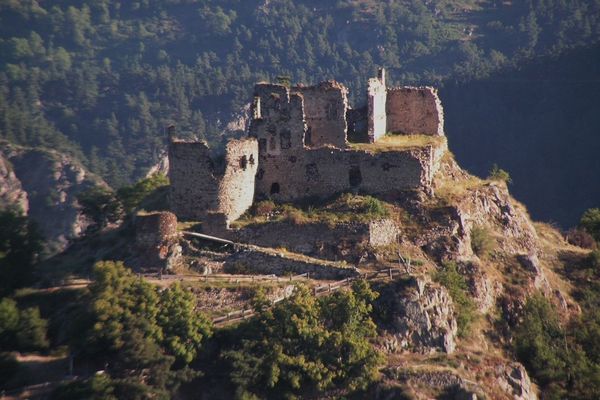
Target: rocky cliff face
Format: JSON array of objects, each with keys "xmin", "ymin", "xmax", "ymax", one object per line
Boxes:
[
  {"xmin": 380, "ymin": 278, "xmax": 458, "ymax": 354},
  {"xmin": 0, "ymin": 141, "xmax": 106, "ymax": 254},
  {"xmin": 0, "ymin": 150, "xmax": 28, "ymax": 213}
]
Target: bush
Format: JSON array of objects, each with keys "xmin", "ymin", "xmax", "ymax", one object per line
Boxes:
[
  {"xmin": 580, "ymin": 208, "xmax": 600, "ymax": 243},
  {"xmin": 566, "ymin": 228, "xmax": 597, "ymax": 249},
  {"xmin": 252, "ymin": 200, "xmax": 276, "ymax": 216},
  {"xmin": 588, "ymin": 249, "xmax": 600, "ymax": 269},
  {"xmin": 434, "ymin": 262, "xmax": 477, "ymax": 337},
  {"xmin": 470, "ymin": 226, "xmax": 496, "ymax": 258},
  {"xmin": 487, "ymin": 163, "xmax": 512, "ymax": 184},
  {"xmin": 364, "ymin": 196, "xmax": 389, "ymax": 217},
  {"xmin": 16, "ymin": 307, "xmax": 49, "ymax": 351}
]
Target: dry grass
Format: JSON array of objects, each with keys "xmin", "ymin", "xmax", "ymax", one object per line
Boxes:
[{"xmin": 349, "ymin": 134, "xmax": 446, "ymax": 152}]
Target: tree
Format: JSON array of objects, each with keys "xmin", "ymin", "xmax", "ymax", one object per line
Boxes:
[
  {"xmin": 581, "ymin": 208, "xmax": 600, "ymax": 243},
  {"xmin": 77, "ymin": 187, "xmax": 123, "ymax": 231},
  {"xmin": 157, "ymin": 283, "xmax": 212, "ymax": 364},
  {"xmin": 16, "ymin": 307, "xmax": 49, "ymax": 351},
  {"xmin": 223, "ymin": 281, "xmax": 383, "ymax": 399},
  {"xmin": 0, "ymin": 298, "xmax": 19, "ymax": 349},
  {"xmin": 116, "ymin": 173, "xmax": 169, "ymax": 213},
  {"xmin": 0, "ymin": 210, "xmax": 43, "ymax": 295},
  {"xmin": 75, "ymin": 261, "xmax": 211, "ymax": 397}
]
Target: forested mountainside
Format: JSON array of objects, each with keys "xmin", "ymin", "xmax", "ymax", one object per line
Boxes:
[
  {"xmin": 442, "ymin": 43, "xmax": 600, "ymax": 227},
  {"xmin": 1, "ymin": 0, "xmax": 599, "ymax": 193}
]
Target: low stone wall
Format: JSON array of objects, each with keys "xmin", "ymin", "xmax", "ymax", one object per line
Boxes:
[
  {"xmin": 369, "ymin": 219, "xmax": 398, "ymax": 247},
  {"xmin": 225, "ymin": 248, "xmax": 358, "ymax": 280},
  {"xmin": 235, "ymin": 219, "xmax": 398, "ymax": 261}
]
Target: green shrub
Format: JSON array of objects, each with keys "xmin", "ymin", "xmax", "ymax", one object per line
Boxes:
[
  {"xmin": 580, "ymin": 208, "xmax": 600, "ymax": 243},
  {"xmin": 16, "ymin": 307, "xmax": 49, "ymax": 351},
  {"xmin": 470, "ymin": 225, "xmax": 496, "ymax": 258},
  {"xmin": 589, "ymin": 249, "xmax": 600, "ymax": 269},
  {"xmin": 487, "ymin": 163, "xmax": 512, "ymax": 184},
  {"xmin": 364, "ymin": 196, "xmax": 389, "ymax": 217},
  {"xmin": 434, "ymin": 262, "xmax": 477, "ymax": 337}
]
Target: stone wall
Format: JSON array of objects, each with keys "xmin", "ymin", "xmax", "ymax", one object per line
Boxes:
[
  {"xmin": 386, "ymin": 87, "xmax": 444, "ymax": 136},
  {"xmin": 369, "ymin": 219, "xmax": 398, "ymax": 247},
  {"xmin": 295, "ymin": 81, "xmax": 348, "ymax": 148},
  {"xmin": 169, "ymin": 137, "xmax": 258, "ymax": 223},
  {"xmin": 236, "ymin": 219, "xmax": 397, "ymax": 261},
  {"xmin": 367, "ymin": 76, "xmax": 387, "ymax": 142},
  {"xmin": 169, "ymin": 140, "xmax": 218, "ymax": 220},
  {"xmin": 217, "ymin": 138, "xmax": 259, "ymax": 222},
  {"xmin": 249, "ymin": 83, "xmax": 306, "ymax": 156},
  {"xmin": 255, "ymin": 143, "xmax": 445, "ymax": 202},
  {"xmin": 226, "ymin": 248, "xmax": 358, "ymax": 280}
]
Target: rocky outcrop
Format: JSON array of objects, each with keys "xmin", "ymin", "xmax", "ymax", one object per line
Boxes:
[
  {"xmin": 380, "ymin": 278, "xmax": 458, "ymax": 354},
  {"xmin": 0, "ymin": 151, "xmax": 28, "ymax": 213},
  {"xmin": 0, "ymin": 141, "xmax": 105, "ymax": 254},
  {"xmin": 496, "ymin": 362, "xmax": 537, "ymax": 400}
]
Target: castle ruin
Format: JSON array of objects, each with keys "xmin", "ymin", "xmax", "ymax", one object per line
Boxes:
[{"xmin": 168, "ymin": 69, "xmax": 447, "ymax": 231}]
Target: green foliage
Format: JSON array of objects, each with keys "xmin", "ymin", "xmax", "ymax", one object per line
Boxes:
[
  {"xmin": 0, "ymin": 210, "xmax": 43, "ymax": 295},
  {"xmin": 0, "ymin": 298, "xmax": 48, "ymax": 351},
  {"xmin": 76, "ymin": 187, "xmax": 123, "ymax": 230},
  {"xmin": 223, "ymin": 281, "xmax": 383, "ymax": 399},
  {"xmin": 434, "ymin": 262, "xmax": 477, "ymax": 337},
  {"xmin": 157, "ymin": 283, "xmax": 212, "ymax": 364},
  {"xmin": 75, "ymin": 261, "xmax": 212, "ymax": 397},
  {"xmin": 15, "ymin": 306, "xmax": 49, "ymax": 351},
  {"xmin": 1, "ymin": 1, "xmax": 598, "ymax": 187},
  {"xmin": 470, "ymin": 225, "xmax": 496, "ymax": 258},
  {"xmin": 364, "ymin": 196, "xmax": 388, "ymax": 217},
  {"xmin": 51, "ymin": 374, "xmax": 116, "ymax": 400},
  {"xmin": 580, "ymin": 208, "xmax": 600, "ymax": 243},
  {"xmin": 117, "ymin": 173, "xmax": 169, "ymax": 213},
  {"xmin": 514, "ymin": 293, "xmax": 600, "ymax": 399},
  {"xmin": 487, "ymin": 163, "xmax": 512, "ymax": 184}
]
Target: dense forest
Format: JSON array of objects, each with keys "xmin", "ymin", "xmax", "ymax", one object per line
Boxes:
[{"xmin": 1, "ymin": 0, "xmax": 599, "ymax": 200}]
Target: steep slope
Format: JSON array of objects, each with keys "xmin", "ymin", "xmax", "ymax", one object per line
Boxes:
[{"xmin": 0, "ymin": 141, "xmax": 106, "ymax": 254}]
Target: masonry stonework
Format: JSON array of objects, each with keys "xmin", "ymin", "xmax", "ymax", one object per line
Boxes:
[
  {"xmin": 168, "ymin": 137, "xmax": 257, "ymax": 224},
  {"xmin": 386, "ymin": 87, "xmax": 444, "ymax": 136},
  {"xmin": 168, "ymin": 70, "xmax": 447, "ymax": 230},
  {"xmin": 297, "ymin": 81, "xmax": 348, "ymax": 148},
  {"xmin": 367, "ymin": 71, "xmax": 387, "ymax": 142}
]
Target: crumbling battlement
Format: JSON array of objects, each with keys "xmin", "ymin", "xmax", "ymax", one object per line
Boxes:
[
  {"xmin": 296, "ymin": 81, "xmax": 348, "ymax": 148},
  {"xmin": 367, "ymin": 69, "xmax": 387, "ymax": 143},
  {"xmin": 168, "ymin": 137, "xmax": 258, "ymax": 224},
  {"xmin": 386, "ymin": 86, "xmax": 444, "ymax": 136},
  {"xmin": 169, "ymin": 69, "xmax": 447, "ymax": 230}
]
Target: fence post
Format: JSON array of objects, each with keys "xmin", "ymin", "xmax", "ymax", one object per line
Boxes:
[
  {"xmin": 389, "ymin": 268, "xmax": 393, "ymax": 280},
  {"xmin": 328, "ymin": 283, "xmax": 332, "ymax": 292}
]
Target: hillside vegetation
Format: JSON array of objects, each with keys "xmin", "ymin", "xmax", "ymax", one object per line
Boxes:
[{"xmin": 1, "ymin": 0, "xmax": 599, "ymax": 190}]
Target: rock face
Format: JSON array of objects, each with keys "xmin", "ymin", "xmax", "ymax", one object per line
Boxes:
[
  {"xmin": 0, "ymin": 141, "xmax": 105, "ymax": 254},
  {"xmin": 496, "ymin": 363, "xmax": 538, "ymax": 400},
  {"xmin": 0, "ymin": 151, "xmax": 28, "ymax": 213},
  {"xmin": 381, "ymin": 278, "xmax": 458, "ymax": 354}
]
